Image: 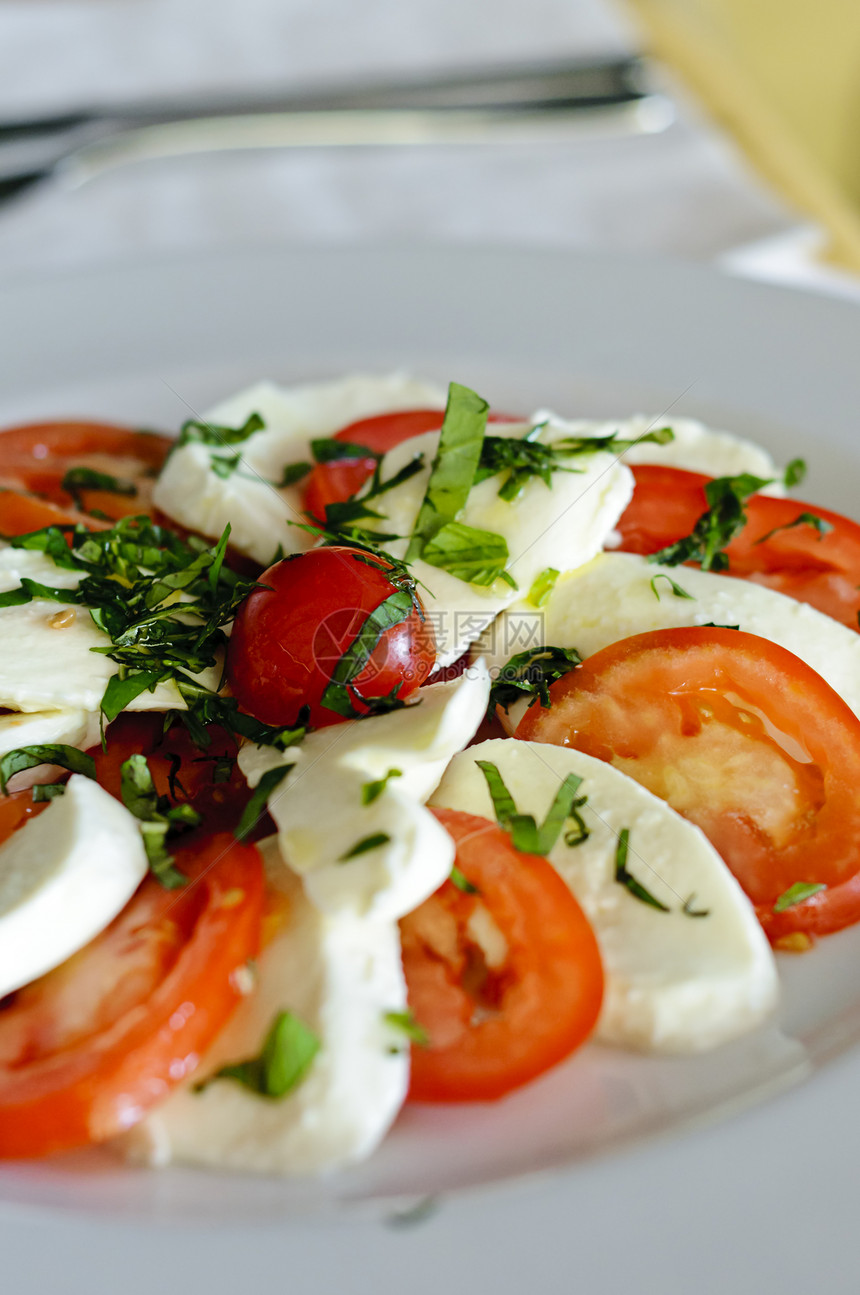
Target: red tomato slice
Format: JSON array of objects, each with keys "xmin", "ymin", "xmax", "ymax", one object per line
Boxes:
[
  {"xmin": 227, "ymin": 545, "xmax": 436, "ymax": 728},
  {"xmin": 516, "ymin": 627, "xmax": 860, "ymax": 939},
  {"xmin": 0, "ymin": 488, "xmax": 110, "ymax": 536},
  {"xmin": 0, "ymin": 832, "xmax": 264, "ymax": 1158},
  {"xmin": 616, "ymin": 465, "xmax": 860, "ymax": 630},
  {"xmin": 401, "ymin": 807, "xmax": 603, "ymax": 1102},
  {"xmin": 0, "ymin": 421, "xmax": 172, "ymax": 521}
]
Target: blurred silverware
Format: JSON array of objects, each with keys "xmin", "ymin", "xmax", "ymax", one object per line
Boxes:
[{"xmin": 0, "ymin": 56, "xmax": 673, "ymax": 206}]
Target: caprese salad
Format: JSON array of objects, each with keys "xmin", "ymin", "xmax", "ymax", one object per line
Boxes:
[{"xmin": 0, "ymin": 373, "xmax": 857, "ymax": 1177}]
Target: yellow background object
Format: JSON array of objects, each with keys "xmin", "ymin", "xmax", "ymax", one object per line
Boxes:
[{"xmin": 624, "ymin": 0, "xmax": 860, "ymax": 270}]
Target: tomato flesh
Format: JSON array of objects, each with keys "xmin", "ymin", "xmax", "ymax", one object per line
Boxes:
[
  {"xmin": 227, "ymin": 545, "xmax": 436, "ymax": 729},
  {"xmin": 0, "ymin": 832, "xmax": 264, "ymax": 1157},
  {"xmin": 517, "ymin": 627, "xmax": 860, "ymax": 938},
  {"xmin": 617, "ymin": 465, "xmax": 860, "ymax": 630},
  {"xmin": 401, "ymin": 807, "xmax": 603, "ymax": 1101}
]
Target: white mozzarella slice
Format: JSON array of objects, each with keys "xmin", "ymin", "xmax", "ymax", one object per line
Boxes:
[
  {"xmin": 153, "ymin": 373, "xmax": 447, "ymax": 565},
  {"xmin": 363, "ymin": 420, "xmax": 633, "ymax": 666},
  {"xmin": 122, "ymin": 837, "xmax": 409, "ymax": 1176},
  {"xmin": 529, "ymin": 412, "xmax": 785, "ymax": 492},
  {"xmin": 430, "ymin": 739, "xmax": 779, "ymax": 1053},
  {"xmin": 238, "ymin": 665, "xmax": 490, "ymax": 920},
  {"xmin": 0, "ymin": 775, "xmax": 148, "ymax": 998},
  {"xmin": 0, "ymin": 547, "xmax": 220, "ymax": 713},
  {"xmin": 0, "ymin": 709, "xmax": 102, "ymax": 791},
  {"xmin": 479, "ymin": 552, "xmax": 860, "ymax": 722}
]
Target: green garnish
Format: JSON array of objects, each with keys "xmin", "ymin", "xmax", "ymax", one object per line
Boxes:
[
  {"xmin": 235, "ymin": 765, "xmax": 292, "ymax": 842},
  {"xmin": 339, "ymin": 832, "xmax": 392, "ymax": 861},
  {"xmin": 311, "ymin": 438, "xmax": 378, "ymax": 464},
  {"xmin": 488, "ymin": 645, "xmax": 581, "ymax": 715},
  {"xmin": 324, "ymin": 455, "xmax": 425, "ymax": 535},
  {"xmin": 650, "ymin": 573, "xmax": 694, "ymax": 601},
  {"xmin": 274, "ymin": 461, "xmax": 313, "ymax": 488},
  {"xmin": 0, "ymin": 744, "xmax": 95, "ymax": 796},
  {"xmin": 384, "ymin": 1010, "xmax": 429, "ymax": 1047},
  {"xmin": 61, "ymin": 467, "xmax": 137, "ymax": 511},
  {"xmin": 361, "ymin": 768, "xmax": 402, "ymax": 805},
  {"xmin": 784, "ymin": 458, "xmax": 807, "ymax": 487},
  {"xmin": 406, "ymin": 383, "xmax": 489, "ymax": 560},
  {"xmin": 30, "ymin": 782, "xmax": 67, "ymax": 802},
  {"xmin": 449, "ymin": 865, "xmax": 479, "ymax": 894},
  {"xmin": 119, "ymin": 753, "xmax": 201, "ymax": 888},
  {"xmin": 320, "ymin": 583, "xmax": 419, "ymax": 719},
  {"xmin": 473, "ymin": 425, "xmax": 674, "ymax": 502},
  {"xmin": 754, "ymin": 512, "xmax": 833, "ymax": 545},
  {"xmin": 200, "ymin": 1010, "xmax": 320, "ymax": 1099},
  {"xmin": 648, "ymin": 472, "xmax": 772, "ymax": 573},
  {"xmin": 682, "ymin": 893, "xmax": 710, "ymax": 918},
  {"xmin": 527, "ymin": 567, "xmax": 560, "ymax": 608},
  {"xmin": 420, "ymin": 520, "xmax": 514, "ymax": 588},
  {"xmin": 773, "ymin": 882, "xmax": 826, "ymax": 913},
  {"xmin": 476, "ymin": 760, "xmax": 586, "ymax": 856},
  {"xmin": 614, "ymin": 828, "xmax": 670, "ymax": 911}
]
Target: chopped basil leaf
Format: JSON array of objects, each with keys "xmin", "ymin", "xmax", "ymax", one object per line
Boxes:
[
  {"xmin": 361, "ymin": 767, "xmax": 402, "ymax": 805},
  {"xmin": 177, "ymin": 411, "xmax": 264, "ymax": 450},
  {"xmin": 339, "ymin": 832, "xmax": 392, "ymax": 861},
  {"xmin": 614, "ymin": 828, "xmax": 670, "ymax": 911},
  {"xmin": 384, "ymin": 1010, "xmax": 429, "ymax": 1047},
  {"xmin": 324, "ymin": 455, "xmax": 424, "ymax": 535},
  {"xmin": 650, "ymin": 573, "xmax": 694, "ymax": 601},
  {"xmin": 649, "ymin": 472, "xmax": 772, "ymax": 573},
  {"xmin": 119, "ymin": 753, "xmax": 201, "ymax": 888},
  {"xmin": 235, "ymin": 764, "xmax": 292, "ymax": 841},
  {"xmin": 61, "ymin": 466, "xmax": 137, "ymax": 511},
  {"xmin": 701, "ymin": 622, "xmax": 741, "ymax": 630},
  {"xmin": 421, "ymin": 520, "xmax": 513, "ymax": 587},
  {"xmin": 406, "ymin": 383, "xmax": 489, "ymax": 559},
  {"xmin": 176, "ymin": 682, "xmax": 308, "ymax": 753},
  {"xmin": 320, "ymin": 585, "xmax": 417, "ymax": 718},
  {"xmin": 274, "ymin": 461, "xmax": 312, "ymax": 487},
  {"xmin": 476, "ymin": 760, "xmax": 586, "ymax": 856},
  {"xmin": 0, "ymin": 744, "xmax": 95, "ymax": 795},
  {"xmin": 563, "ymin": 796, "xmax": 591, "ymax": 847},
  {"xmin": 489, "ymin": 645, "xmax": 581, "ymax": 715},
  {"xmin": 0, "ymin": 577, "xmax": 83, "ymax": 609},
  {"xmin": 754, "ymin": 511, "xmax": 833, "ymax": 545},
  {"xmin": 773, "ymin": 881, "xmax": 827, "ymax": 913},
  {"xmin": 784, "ymin": 458, "xmax": 807, "ymax": 487},
  {"xmin": 682, "ymin": 893, "xmax": 710, "ymax": 918},
  {"xmin": 527, "ymin": 567, "xmax": 559, "ymax": 608},
  {"xmin": 100, "ymin": 670, "xmax": 169, "ymax": 725},
  {"xmin": 201, "ymin": 1009, "xmax": 320, "ymax": 1099},
  {"xmin": 31, "ymin": 782, "xmax": 67, "ymax": 802},
  {"xmin": 449, "ymin": 864, "xmax": 479, "ymax": 894},
  {"xmin": 311, "ymin": 438, "xmax": 379, "ymax": 464}
]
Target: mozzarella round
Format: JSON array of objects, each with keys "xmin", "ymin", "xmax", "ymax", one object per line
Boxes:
[
  {"xmin": 0, "ymin": 775, "xmax": 148, "ymax": 998},
  {"xmin": 122, "ymin": 836, "xmax": 410, "ymax": 1176},
  {"xmin": 153, "ymin": 373, "xmax": 447, "ymax": 565},
  {"xmin": 430, "ymin": 739, "xmax": 779, "ymax": 1053},
  {"xmin": 238, "ymin": 664, "xmax": 490, "ymax": 920}
]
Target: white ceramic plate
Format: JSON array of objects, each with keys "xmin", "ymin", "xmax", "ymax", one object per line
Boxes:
[{"xmin": 1, "ymin": 247, "xmax": 860, "ymax": 1288}]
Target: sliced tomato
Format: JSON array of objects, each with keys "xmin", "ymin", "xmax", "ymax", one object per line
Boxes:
[
  {"xmin": 516, "ymin": 627, "xmax": 860, "ymax": 939},
  {"xmin": 400, "ymin": 807, "xmax": 603, "ymax": 1102},
  {"xmin": 616, "ymin": 465, "xmax": 860, "ymax": 630},
  {"xmin": 0, "ymin": 488, "xmax": 110, "ymax": 536},
  {"xmin": 0, "ymin": 831, "xmax": 264, "ymax": 1158},
  {"xmin": 0, "ymin": 786, "xmax": 48, "ymax": 843},
  {"xmin": 0, "ymin": 421, "xmax": 172, "ymax": 521}
]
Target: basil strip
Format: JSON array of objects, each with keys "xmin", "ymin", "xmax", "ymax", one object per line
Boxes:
[
  {"xmin": 755, "ymin": 512, "xmax": 833, "ymax": 545},
  {"xmin": 235, "ymin": 765, "xmax": 292, "ymax": 841},
  {"xmin": 384, "ymin": 1010, "xmax": 429, "ymax": 1047},
  {"xmin": 311, "ymin": 438, "xmax": 379, "ymax": 464},
  {"xmin": 476, "ymin": 760, "xmax": 586, "ymax": 856},
  {"xmin": 406, "ymin": 382, "xmax": 489, "ymax": 560},
  {"xmin": 614, "ymin": 828, "xmax": 670, "ymax": 912},
  {"xmin": 61, "ymin": 467, "xmax": 137, "ymax": 510},
  {"xmin": 176, "ymin": 411, "xmax": 264, "ymax": 450},
  {"xmin": 361, "ymin": 767, "xmax": 402, "ymax": 806},
  {"xmin": 421, "ymin": 520, "xmax": 513, "ymax": 587},
  {"xmin": 649, "ymin": 472, "xmax": 772, "ymax": 573},
  {"xmin": 0, "ymin": 744, "xmax": 96, "ymax": 795},
  {"xmin": 119, "ymin": 753, "xmax": 201, "ymax": 888},
  {"xmin": 527, "ymin": 567, "xmax": 559, "ymax": 608},
  {"xmin": 449, "ymin": 865, "xmax": 479, "ymax": 894},
  {"xmin": 773, "ymin": 881, "xmax": 826, "ymax": 913},
  {"xmin": 320, "ymin": 586, "xmax": 416, "ymax": 718},
  {"xmin": 201, "ymin": 1009, "xmax": 320, "ymax": 1099},
  {"xmin": 650, "ymin": 574, "xmax": 694, "ymax": 601},
  {"xmin": 101, "ymin": 670, "xmax": 170, "ymax": 724},
  {"xmin": 488, "ymin": 645, "xmax": 581, "ymax": 715},
  {"xmin": 339, "ymin": 832, "xmax": 392, "ymax": 861},
  {"xmin": 0, "ymin": 577, "xmax": 82, "ymax": 609},
  {"xmin": 784, "ymin": 458, "xmax": 807, "ymax": 487}
]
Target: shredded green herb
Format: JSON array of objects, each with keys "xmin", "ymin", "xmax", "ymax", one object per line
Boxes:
[
  {"xmin": 614, "ymin": 828, "xmax": 670, "ymax": 911},
  {"xmin": 339, "ymin": 832, "xmax": 392, "ymax": 861},
  {"xmin": 198, "ymin": 1009, "xmax": 320, "ymax": 1099},
  {"xmin": 384, "ymin": 1010, "xmax": 429, "ymax": 1047},
  {"xmin": 406, "ymin": 382, "xmax": 489, "ymax": 560},
  {"xmin": 119, "ymin": 753, "xmax": 201, "ymax": 888},
  {"xmin": 0, "ymin": 744, "xmax": 95, "ymax": 796},
  {"xmin": 650, "ymin": 573, "xmax": 694, "ymax": 601},
  {"xmin": 527, "ymin": 567, "xmax": 560, "ymax": 608},
  {"xmin": 773, "ymin": 881, "xmax": 826, "ymax": 913},
  {"xmin": 361, "ymin": 768, "xmax": 402, "ymax": 805},
  {"xmin": 61, "ymin": 467, "xmax": 137, "ymax": 511},
  {"xmin": 488, "ymin": 645, "xmax": 581, "ymax": 715},
  {"xmin": 476, "ymin": 760, "xmax": 586, "ymax": 856}
]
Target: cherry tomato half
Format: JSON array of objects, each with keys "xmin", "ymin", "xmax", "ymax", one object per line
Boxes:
[
  {"xmin": 517, "ymin": 627, "xmax": 860, "ymax": 939},
  {"xmin": 401, "ymin": 807, "xmax": 604, "ymax": 1102},
  {"xmin": 616, "ymin": 465, "xmax": 860, "ymax": 630},
  {"xmin": 0, "ymin": 832, "xmax": 264, "ymax": 1157},
  {"xmin": 227, "ymin": 545, "xmax": 436, "ymax": 729}
]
